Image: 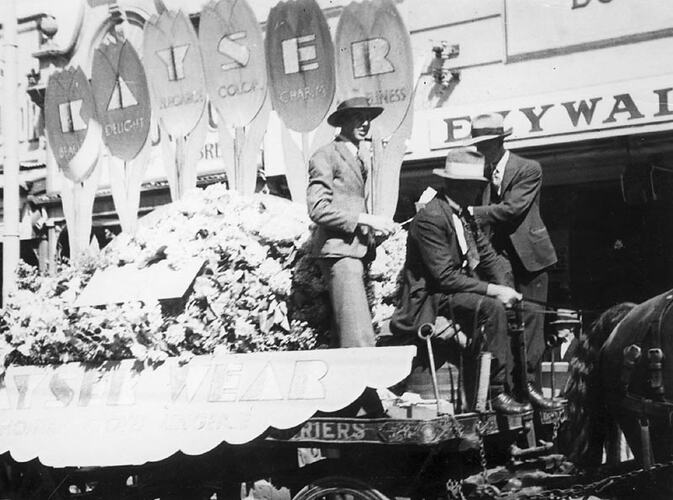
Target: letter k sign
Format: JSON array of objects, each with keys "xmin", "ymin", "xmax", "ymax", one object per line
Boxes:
[{"xmin": 351, "ymin": 38, "xmax": 394, "ymax": 78}]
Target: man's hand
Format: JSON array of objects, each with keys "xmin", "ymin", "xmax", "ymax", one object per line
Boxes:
[
  {"xmin": 358, "ymin": 213, "xmax": 397, "ymax": 236},
  {"xmin": 487, "ymin": 283, "xmax": 523, "ymax": 308}
]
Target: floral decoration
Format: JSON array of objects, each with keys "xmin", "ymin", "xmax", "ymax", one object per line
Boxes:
[{"xmin": 0, "ymin": 185, "xmax": 408, "ymax": 368}]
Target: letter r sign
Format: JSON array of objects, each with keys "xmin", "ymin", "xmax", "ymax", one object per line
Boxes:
[{"xmin": 351, "ymin": 38, "xmax": 394, "ymax": 78}]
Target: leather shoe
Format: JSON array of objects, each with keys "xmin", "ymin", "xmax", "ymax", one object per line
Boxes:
[
  {"xmin": 526, "ymin": 383, "xmax": 565, "ymax": 410},
  {"xmin": 490, "ymin": 393, "xmax": 532, "ymax": 415}
]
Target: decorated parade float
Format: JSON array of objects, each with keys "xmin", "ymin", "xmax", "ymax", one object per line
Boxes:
[
  {"xmin": 0, "ymin": 186, "xmax": 572, "ymax": 500},
  {"xmin": 2, "ymin": 0, "xmax": 670, "ymax": 498}
]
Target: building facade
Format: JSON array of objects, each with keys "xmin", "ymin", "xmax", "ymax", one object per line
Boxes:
[{"xmin": 2, "ymin": 0, "xmax": 673, "ymax": 316}]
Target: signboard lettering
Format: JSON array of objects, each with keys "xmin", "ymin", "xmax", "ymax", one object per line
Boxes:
[
  {"xmin": 298, "ymin": 420, "xmax": 366, "ymax": 441},
  {"xmin": 143, "ymin": 10, "xmax": 207, "ymax": 137},
  {"xmin": 0, "ymin": 347, "xmax": 415, "ymax": 467},
  {"xmin": 58, "ymin": 100, "xmax": 86, "ymax": 133},
  {"xmin": 282, "ymin": 34, "xmax": 319, "ymax": 74},
  {"xmin": 335, "ymin": 0, "xmax": 413, "ymax": 137},
  {"xmin": 107, "ymin": 77, "xmax": 138, "ymax": 110},
  {"xmin": 505, "ymin": 0, "xmax": 673, "ymax": 59},
  {"xmin": 92, "ymin": 36, "xmax": 151, "ymax": 161},
  {"xmin": 218, "ymin": 31, "xmax": 249, "ymax": 70},
  {"xmin": 572, "ymin": 0, "xmax": 613, "ymax": 9},
  {"xmin": 423, "ymin": 75, "xmax": 673, "ymax": 151},
  {"xmin": 200, "ymin": 0, "xmax": 267, "ymax": 127},
  {"xmin": 44, "ymin": 66, "xmax": 100, "ymax": 181},
  {"xmin": 156, "ymin": 44, "xmax": 190, "ymax": 81},
  {"xmin": 351, "ymin": 38, "xmax": 394, "ymax": 78},
  {"xmin": 265, "ymin": 0, "xmax": 335, "ymax": 132}
]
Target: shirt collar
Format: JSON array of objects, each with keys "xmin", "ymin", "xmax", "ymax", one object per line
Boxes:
[
  {"xmin": 493, "ymin": 150, "xmax": 510, "ymax": 176},
  {"xmin": 442, "ymin": 193, "xmax": 463, "ymax": 214}
]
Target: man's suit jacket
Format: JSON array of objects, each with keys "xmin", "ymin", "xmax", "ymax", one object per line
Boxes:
[
  {"xmin": 307, "ymin": 138, "xmax": 372, "ymax": 259},
  {"xmin": 472, "ymin": 153, "xmax": 557, "ymax": 273},
  {"xmin": 390, "ymin": 194, "xmax": 507, "ymax": 337}
]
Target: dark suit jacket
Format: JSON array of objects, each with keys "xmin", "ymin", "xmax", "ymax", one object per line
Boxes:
[
  {"xmin": 307, "ymin": 138, "xmax": 372, "ymax": 259},
  {"xmin": 472, "ymin": 152, "xmax": 557, "ymax": 273},
  {"xmin": 390, "ymin": 194, "xmax": 507, "ymax": 337}
]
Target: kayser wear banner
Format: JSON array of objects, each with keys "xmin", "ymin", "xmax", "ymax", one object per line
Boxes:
[{"xmin": 0, "ymin": 346, "xmax": 415, "ymax": 467}]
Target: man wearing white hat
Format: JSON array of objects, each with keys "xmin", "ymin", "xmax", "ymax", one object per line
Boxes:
[
  {"xmin": 391, "ymin": 148, "xmax": 533, "ymax": 415},
  {"xmin": 465, "ymin": 113, "xmax": 559, "ymax": 410}
]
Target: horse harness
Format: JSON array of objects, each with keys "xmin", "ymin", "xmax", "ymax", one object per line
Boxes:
[{"xmin": 617, "ymin": 291, "xmax": 673, "ymax": 465}]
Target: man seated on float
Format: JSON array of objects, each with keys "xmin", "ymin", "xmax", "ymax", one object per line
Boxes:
[{"xmin": 390, "ymin": 149, "xmax": 532, "ymax": 415}]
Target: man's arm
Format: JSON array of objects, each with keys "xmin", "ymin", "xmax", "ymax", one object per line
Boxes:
[
  {"xmin": 472, "ymin": 160, "xmax": 541, "ymax": 226},
  {"xmin": 414, "ymin": 209, "xmax": 521, "ymax": 306},
  {"xmin": 306, "ymin": 151, "xmax": 359, "ymax": 234},
  {"xmin": 470, "ymin": 216, "xmax": 510, "ymax": 285}
]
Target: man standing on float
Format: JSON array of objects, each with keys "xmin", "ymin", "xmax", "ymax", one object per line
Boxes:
[
  {"xmin": 466, "ymin": 113, "xmax": 560, "ymax": 409},
  {"xmin": 307, "ymin": 96, "xmax": 396, "ymax": 348}
]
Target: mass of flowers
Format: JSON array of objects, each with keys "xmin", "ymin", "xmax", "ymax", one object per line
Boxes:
[{"xmin": 0, "ymin": 184, "xmax": 408, "ymax": 367}]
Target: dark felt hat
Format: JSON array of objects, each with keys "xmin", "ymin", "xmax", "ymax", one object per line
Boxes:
[{"xmin": 327, "ymin": 97, "xmax": 383, "ymax": 127}]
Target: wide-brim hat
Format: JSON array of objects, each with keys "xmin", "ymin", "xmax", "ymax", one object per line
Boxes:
[
  {"xmin": 462, "ymin": 112, "xmax": 513, "ymax": 146},
  {"xmin": 550, "ymin": 309, "xmax": 582, "ymax": 327},
  {"xmin": 327, "ymin": 96, "xmax": 383, "ymax": 127},
  {"xmin": 433, "ymin": 148, "xmax": 487, "ymax": 181}
]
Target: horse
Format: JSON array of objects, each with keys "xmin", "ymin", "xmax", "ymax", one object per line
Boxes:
[{"xmin": 562, "ymin": 290, "xmax": 673, "ymax": 497}]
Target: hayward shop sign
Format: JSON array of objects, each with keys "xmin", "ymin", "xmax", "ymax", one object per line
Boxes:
[{"xmin": 421, "ymin": 74, "xmax": 673, "ymax": 154}]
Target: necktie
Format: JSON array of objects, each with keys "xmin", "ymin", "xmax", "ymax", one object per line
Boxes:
[
  {"xmin": 357, "ymin": 142, "xmax": 369, "ymax": 183},
  {"xmin": 357, "ymin": 142, "xmax": 372, "ymax": 213},
  {"xmin": 484, "ymin": 162, "xmax": 495, "ymax": 180},
  {"xmin": 460, "ymin": 210, "xmax": 481, "ymax": 272}
]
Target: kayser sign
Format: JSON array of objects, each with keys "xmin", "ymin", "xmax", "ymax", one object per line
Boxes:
[
  {"xmin": 422, "ymin": 73, "xmax": 673, "ymax": 153},
  {"xmin": 0, "ymin": 346, "xmax": 414, "ymax": 467}
]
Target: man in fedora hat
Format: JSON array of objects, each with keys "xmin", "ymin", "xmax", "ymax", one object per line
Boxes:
[
  {"xmin": 307, "ymin": 96, "xmax": 396, "ymax": 349},
  {"xmin": 390, "ymin": 148, "xmax": 533, "ymax": 414},
  {"xmin": 465, "ymin": 112, "xmax": 559, "ymax": 409}
]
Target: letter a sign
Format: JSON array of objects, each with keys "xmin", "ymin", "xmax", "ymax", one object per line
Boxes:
[
  {"xmin": 266, "ymin": 0, "xmax": 335, "ymax": 133},
  {"xmin": 92, "ymin": 35, "xmax": 151, "ymax": 161},
  {"xmin": 44, "ymin": 66, "xmax": 101, "ymax": 182},
  {"xmin": 199, "ymin": 0, "xmax": 267, "ymax": 127},
  {"xmin": 335, "ymin": 0, "xmax": 413, "ymax": 137},
  {"xmin": 143, "ymin": 10, "xmax": 207, "ymax": 138}
]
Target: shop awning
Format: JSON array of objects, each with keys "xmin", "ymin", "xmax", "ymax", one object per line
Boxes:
[{"xmin": 0, "ymin": 346, "xmax": 415, "ymax": 467}]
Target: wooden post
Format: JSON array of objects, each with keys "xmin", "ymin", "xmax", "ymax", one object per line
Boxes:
[{"xmin": 2, "ymin": 0, "xmax": 20, "ymax": 304}]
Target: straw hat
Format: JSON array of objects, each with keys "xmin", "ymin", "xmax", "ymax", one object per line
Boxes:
[
  {"xmin": 462, "ymin": 113, "xmax": 513, "ymax": 146},
  {"xmin": 432, "ymin": 148, "xmax": 487, "ymax": 181}
]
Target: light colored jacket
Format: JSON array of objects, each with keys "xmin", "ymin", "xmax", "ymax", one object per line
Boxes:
[{"xmin": 306, "ymin": 138, "xmax": 373, "ymax": 259}]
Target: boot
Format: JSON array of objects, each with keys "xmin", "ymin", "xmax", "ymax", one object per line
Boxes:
[
  {"xmin": 526, "ymin": 383, "xmax": 565, "ymax": 410},
  {"xmin": 490, "ymin": 393, "xmax": 533, "ymax": 415}
]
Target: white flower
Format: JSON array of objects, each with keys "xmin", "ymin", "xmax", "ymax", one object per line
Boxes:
[
  {"xmin": 165, "ymin": 324, "xmax": 185, "ymax": 346},
  {"xmin": 129, "ymin": 343, "xmax": 147, "ymax": 361},
  {"xmin": 244, "ymin": 241, "xmax": 268, "ymax": 268},
  {"xmin": 234, "ymin": 318, "xmax": 256, "ymax": 338},
  {"xmin": 268, "ymin": 269, "xmax": 292, "ymax": 296},
  {"xmin": 257, "ymin": 258, "xmax": 283, "ymax": 281}
]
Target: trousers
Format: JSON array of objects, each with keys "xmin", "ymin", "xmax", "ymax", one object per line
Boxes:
[
  {"xmin": 494, "ymin": 236, "xmax": 549, "ymax": 380},
  {"xmin": 440, "ymin": 292, "xmax": 513, "ymax": 391},
  {"xmin": 319, "ymin": 257, "xmax": 375, "ymax": 348}
]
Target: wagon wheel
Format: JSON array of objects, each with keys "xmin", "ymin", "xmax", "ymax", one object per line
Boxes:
[{"xmin": 292, "ymin": 476, "xmax": 390, "ymax": 500}]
